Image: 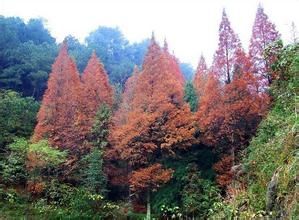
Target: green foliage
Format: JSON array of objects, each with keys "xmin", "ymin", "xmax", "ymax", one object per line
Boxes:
[
  {"xmin": 81, "ymin": 149, "xmax": 107, "ymax": 195},
  {"xmin": 0, "ymin": 16, "xmax": 57, "ymax": 99},
  {"xmin": 85, "ymin": 27, "xmax": 149, "ymax": 85},
  {"xmin": 90, "ymin": 104, "xmax": 112, "ymax": 149},
  {"xmin": 152, "ymin": 147, "xmax": 218, "ymax": 216},
  {"xmin": 81, "ymin": 105, "xmax": 111, "ymax": 195},
  {"xmin": 184, "ymin": 81, "xmax": 198, "ymax": 112},
  {"xmin": 0, "ymin": 90, "xmax": 39, "ymax": 149},
  {"xmin": 28, "ymin": 140, "xmax": 67, "ymax": 168},
  {"xmin": 213, "ymin": 42, "xmax": 299, "ymax": 219},
  {"xmin": 1, "ymin": 138, "xmax": 29, "ymax": 184},
  {"xmin": 181, "ymin": 164, "xmax": 220, "ymax": 218},
  {"xmin": 1, "ymin": 138, "xmax": 66, "ymax": 185}
]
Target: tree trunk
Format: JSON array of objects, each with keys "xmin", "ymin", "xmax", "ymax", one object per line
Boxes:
[{"xmin": 146, "ymin": 189, "xmax": 151, "ymax": 220}]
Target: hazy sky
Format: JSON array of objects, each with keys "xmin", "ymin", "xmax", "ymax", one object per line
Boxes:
[{"xmin": 1, "ymin": 0, "xmax": 298, "ymax": 67}]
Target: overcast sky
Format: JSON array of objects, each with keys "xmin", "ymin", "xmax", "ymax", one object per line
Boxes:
[{"xmin": 0, "ymin": 0, "xmax": 298, "ymax": 67}]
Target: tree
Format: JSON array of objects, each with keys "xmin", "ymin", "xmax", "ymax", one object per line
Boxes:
[
  {"xmin": 81, "ymin": 52, "xmax": 113, "ymax": 140},
  {"xmin": 130, "ymin": 163, "xmax": 173, "ymax": 220},
  {"xmin": 109, "ymin": 35, "xmax": 195, "ymax": 218},
  {"xmin": 0, "ymin": 16, "xmax": 57, "ymax": 99},
  {"xmin": 249, "ymin": 5, "xmax": 280, "ymax": 85},
  {"xmin": 184, "ymin": 81, "xmax": 198, "ymax": 112},
  {"xmin": 212, "ymin": 9, "xmax": 242, "ymax": 84},
  {"xmin": 197, "ymin": 71, "xmax": 224, "ymax": 148},
  {"xmin": 113, "ymin": 65, "xmax": 140, "ymax": 126},
  {"xmin": 0, "ymin": 90, "xmax": 39, "ymax": 151},
  {"xmin": 162, "ymin": 39, "xmax": 185, "ymax": 86},
  {"xmin": 82, "ymin": 105, "xmax": 111, "ymax": 195},
  {"xmin": 85, "ymin": 27, "xmax": 148, "ymax": 86},
  {"xmin": 32, "ymin": 42, "xmax": 83, "ymax": 153},
  {"xmin": 83, "ymin": 105, "xmax": 111, "ymax": 195},
  {"xmin": 193, "ymin": 55, "xmax": 208, "ymax": 99}
]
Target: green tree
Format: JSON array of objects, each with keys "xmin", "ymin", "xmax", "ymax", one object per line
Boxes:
[
  {"xmin": 184, "ymin": 81, "xmax": 198, "ymax": 112},
  {"xmin": 82, "ymin": 105, "xmax": 111, "ymax": 195},
  {"xmin": 0, "ymin": 90, "xmax": 39, "ymax": 151},
  {"xmin": 182, "ymin": 164, "xmax": 220, "ymax": 218}
]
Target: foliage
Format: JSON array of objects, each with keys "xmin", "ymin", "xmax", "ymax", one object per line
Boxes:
[
  {"xmin": 249, "ymin": 5, "xmax": 280, "ymax": 86},
  {"xmin": 0, "ymin": 16, "xmax": 57, "ymax": 99},
  {"xmin": 212, "ymin": 9, "xmax": 242, "ymax": 84},
  {"xmin": 27, "ymin": 140, "xmax": 67, "ymax": 171},
  {"xmin": 184, "ymin": 81, "xmax": 198, "ymax": 112},
  {"xmin": 32, "ymin": 43, "xmax": 84, "ymax": 152},
  {"xmin": 85, "ymin": 26, "xmax": 149, "ymax": 86},
  {"xmin": 181, "ymin": 164, "xmax": 220, "ymax": 218},
  {"xmin": 193, "ymin": 55, "xmax": 208, "ymax": 100},
  {"xmin": 1, "ymin": 138, "xmax": 29, "ymax": 184},
  {"xmin": 81, "ymin": 52, "xmax": 113, "ymax": 139},
  {"xmin": 0, "ymin": 90, "xmax": 39, "ymax": 150}
]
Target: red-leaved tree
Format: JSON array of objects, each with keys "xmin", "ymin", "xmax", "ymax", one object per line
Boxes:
[
  {"xmin": 32, "ymin": 42, "xmax": 83, "ymax": 153},
  {"xmin": 249, "ymin": 5, "xmax": 280, "ymax": 86},
  {"xmin": 193, "ymin": 55, "xmax": 208, "ymax": 99},
  {"xmin": 109, "ymin": 35, "xmax": 195, "ymax": 217},
  {"xmin": 81, "ymin": 51, "xmax": 113, "ymax": 141},
  {"xmin": 212, "ymin": 9, "xmax": 242, "ymax": 84}
]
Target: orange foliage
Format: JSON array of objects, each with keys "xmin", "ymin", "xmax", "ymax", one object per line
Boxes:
[
  {"xmin": 80, "ymin": 52, "xmax": 113, "ymax": 141},
  {"xmin": 108, "ymin": 35, "xmax": 195, "ymax": 195},
  {"xmin": 198, "ymin": 55, "xmax": 269, "ymax": 149},
  {"xmin": 129, "ymin": 163, "xmax": 173, "ymax": 192},
  {"xmin": 32, "ymin": 42, "xmax": 84, "ymax": 152},
  {"xmin": 213, "ymin": 155, "xmax": 233, "ymax": 188},
  {"xmin": 113, "ymin": 66, "xmax": 139, "ymax": 126},
  {"xmin": 193, "ymin": 55, "xmax": 208, "ymax": 98},
  {"xmin": 27, "ymin": 180, "xmax": 46, "ymax": 195}
]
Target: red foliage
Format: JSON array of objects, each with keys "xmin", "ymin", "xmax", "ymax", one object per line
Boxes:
[
  {"xmin": 213, "ymin": 155, "xmax": 233, "ymax": 188},
  {"xmin": 198, "ymin": 55, "xmax": 269, "ymax": 149},
  {"xmin": 108, "ymin": 35, "xmax": 195, "ymax": 197},
  {"xmin": 212, "ymin": 9, "xmax": 242, "ymax": 84},
  {"xmin": 129, "ymin": 163, "xmax": 173, "ymax": 192},
  {"xmin": 32, "ymin": 42, "xmax": 84, "ymax": 152},
  {"xmin": 81, "ymin": 52, "xmax": 113, "ymax": 141},
  {"xmin": 249, "ymin": 5, "xmax": 280, "ymax": 86},
  {"xmin": 193, "ymin": 55, "xmax": 208, "ymax": 98}
]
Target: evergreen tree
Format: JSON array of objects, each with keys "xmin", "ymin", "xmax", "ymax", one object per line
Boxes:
[
  {"xmin": 184, "ymin": 81, "xmax": 198, "ymax": 112},
  {"xmin": 82, "ymin": 105, "xmax": 111, "ymax": 195}
]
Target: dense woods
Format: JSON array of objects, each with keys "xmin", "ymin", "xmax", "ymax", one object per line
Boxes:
[{"xmin": 0, "ymin": 5, "xmax": 298, "ymax": 219}]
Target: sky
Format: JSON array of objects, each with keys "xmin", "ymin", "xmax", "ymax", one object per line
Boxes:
[{"xmin": 0, "ymin": 0, "xmax": 298, "ymax": 67}]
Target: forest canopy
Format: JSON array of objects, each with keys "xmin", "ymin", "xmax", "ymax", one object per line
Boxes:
[{"xmin": 0, "ymin": 5, "xmax": 298, "ymax": 220}]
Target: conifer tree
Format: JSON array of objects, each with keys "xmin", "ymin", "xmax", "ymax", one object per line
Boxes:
[
  {"xmin": 109, "ymin": 35, "xmax": 195, "ymax": 218},
  {"xmin": 32, "ymin": 42, "xmax": 82, "ymax": 152},
  {"xmin": 249, "ymin": 5, "xmax": 280, "ymax": 85},
  {"xmin": 81, "ymin": 51, "xmax": 113, "ymax": 135},
  {"xmin": 82, "ymin": 105, "xmax": 111, "ymax": 195},
  {"xmin": 193, "ymin": 55, "xmax": 208, "ymax": 99},
  {"xmin": 212, "ymin": 9, "xmax": 242, "ymax": 84}
]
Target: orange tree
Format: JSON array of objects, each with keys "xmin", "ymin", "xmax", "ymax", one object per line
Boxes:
[{"xmin": 109, "ymin": 35, "xmax": 195, "ymax": 217}]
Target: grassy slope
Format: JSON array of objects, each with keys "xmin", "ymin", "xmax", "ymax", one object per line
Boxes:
[{"xmin": 242, "ymin": 44, "xmax": 298, "ymax": 218}]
